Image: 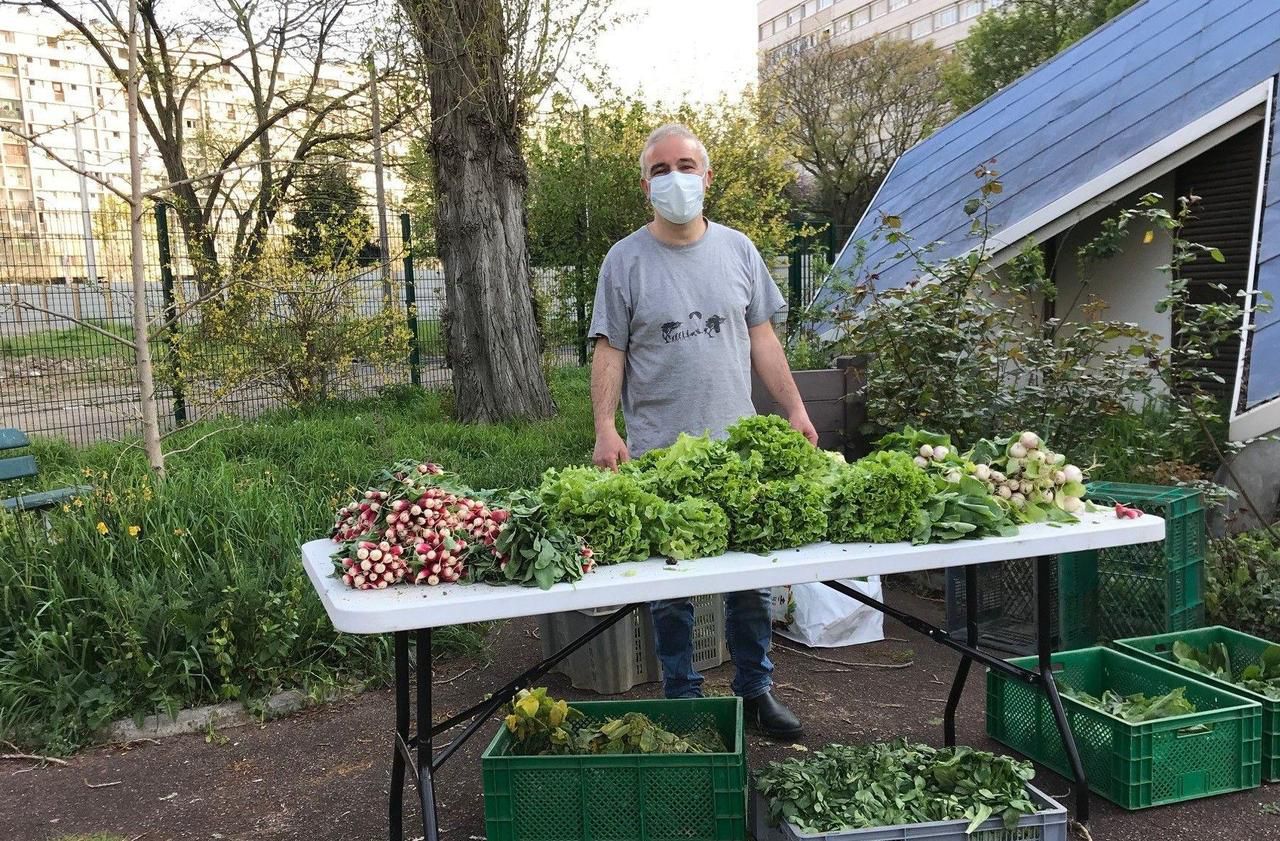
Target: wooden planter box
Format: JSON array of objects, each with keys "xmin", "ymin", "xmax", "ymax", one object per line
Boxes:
[{"xmin": 751, "ymin": 357, "xmax": 867, "ymax": 459}]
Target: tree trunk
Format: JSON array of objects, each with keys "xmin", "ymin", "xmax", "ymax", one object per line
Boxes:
[
  {"xmin": 405, "ymin": 0, "xmax": 556, "ymax": 422},
  {"xmin": 128, "ymin": 0, "xmax": 165, "ymax": 477}
]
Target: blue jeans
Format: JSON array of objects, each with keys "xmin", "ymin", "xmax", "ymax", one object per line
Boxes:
[{"xmin": 649, "ymin": 589, "xmax": 774, "ymax": 700}]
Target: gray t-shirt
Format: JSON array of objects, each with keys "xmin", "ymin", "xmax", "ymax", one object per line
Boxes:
[{"xmin": 589, "ymin": 221, "xmax": 787, "ymax": 456}]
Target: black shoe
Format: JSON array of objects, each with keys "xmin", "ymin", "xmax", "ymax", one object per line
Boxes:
[{"xmin": 743, "ymin": 690, "xmax": 804, "ymax": 741}]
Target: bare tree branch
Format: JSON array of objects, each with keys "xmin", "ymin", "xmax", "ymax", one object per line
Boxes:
[{"xmin": 2, "ymin": 301, "xmax": 140, "ymax": 351}]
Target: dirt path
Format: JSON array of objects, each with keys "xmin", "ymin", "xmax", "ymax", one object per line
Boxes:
[{"xmin": 5, "ymin": 590, "xmax": 1278, "ymax": 840}]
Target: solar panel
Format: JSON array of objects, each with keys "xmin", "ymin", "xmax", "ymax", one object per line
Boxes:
[
  {"xmin": 1245, "ymin": 323, "xmax": 1280, "ymax": 408},
  {"xmin": 824, "ymin": 0, "xmax": 1280, "ymax": 301}
]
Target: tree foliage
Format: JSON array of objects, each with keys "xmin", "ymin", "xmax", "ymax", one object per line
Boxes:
[
  {"xmin": 795, "ymin": 167, "xmax": 1167, "ymax": 459},
  {"xmin": 287, "ymin": 164, "xmax": 379, "ymax": 268},
  {"xmin": 525, "ymin": 93, "xmax": 797, "ymax": 298},
  {"xmin": 759, "ymin": 37, "xmax": 948, "ymax": 230},
  {"xmin": 944, "ymin": 0, "xmax": 1142, "ymax": 111},
  {"xmin": 179, "ymin": 213, "xmax": 409, "ymax": 405},
  {"xmin": 26, "ymin": 0, "xmax": 418, "ymax": 294}
]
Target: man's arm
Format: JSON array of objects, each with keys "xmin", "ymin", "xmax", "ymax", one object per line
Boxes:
[
  {"xmin": 749, "ymin": 322, "xmax": 819, "ymax": 446},
  {"xmin": 591, "ymin": 340, "xmax": 631, "ymax": 469}
]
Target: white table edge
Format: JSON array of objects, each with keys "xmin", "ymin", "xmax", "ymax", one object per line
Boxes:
[{"xmin": 300, "ymin": 512, "xmax": 1165, "ymax": 634}]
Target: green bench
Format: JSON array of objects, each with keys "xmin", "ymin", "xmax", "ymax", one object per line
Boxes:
[{"xmin": 1, "ymin": 427, "xmax": 90, "ymax": 512}]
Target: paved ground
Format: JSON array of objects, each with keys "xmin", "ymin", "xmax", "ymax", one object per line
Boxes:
[{"xmin": 6, "ymin": 590, "xmax": 1279, "ymax": 841}]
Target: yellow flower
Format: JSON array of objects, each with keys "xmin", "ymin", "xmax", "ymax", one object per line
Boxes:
[
  {"xmin": 73, "ymin": 498, "xmax": 84, "ymax": 508},
  {"xmin": 62, "ymin": 504, "xmax": 71, "ymax": 513},
  {"xmin": 174, "ymin": 527, "xmax": 186, "ymax": 537},
  {"xmin": 96, "ymin": 522, "xmax": 109, "ymax": 535},
  {"xmin": 128, "ymin": 525, "xmax": 141, "ymax": 538}
]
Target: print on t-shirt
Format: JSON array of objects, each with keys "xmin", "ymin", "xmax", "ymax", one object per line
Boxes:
[{"xmin": 661, "ymin": 311, "xmax": 727, "ymax": 344}]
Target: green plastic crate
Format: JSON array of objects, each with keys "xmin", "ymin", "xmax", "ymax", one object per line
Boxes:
[
  {"xmin": 986, "ymin": 647, "xmax": 1261, "ymax": 809},
  {"xmin": 1115, "ymin": 625, "xmax": 1280, "ymax": 782},
  {"xmin": 1059, "ymin": 483, "xmax": 1206, "ymax": 648},
  {"xmin": 482, "ymin": 697, "xmax": 747, "ymax": 841}
]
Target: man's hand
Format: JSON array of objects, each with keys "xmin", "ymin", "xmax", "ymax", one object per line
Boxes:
[
  {"xmin": 789, "ymin": 409, "xmax": 819, "ymax": 446},
  {"xmin": 593, "ymin": 429, "xmax": 631, "ymax": 471}
]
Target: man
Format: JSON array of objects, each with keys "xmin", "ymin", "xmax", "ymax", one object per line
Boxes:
[{"xmin": 588, "ymin": 123, "xmax": 817, "ymax": 740}]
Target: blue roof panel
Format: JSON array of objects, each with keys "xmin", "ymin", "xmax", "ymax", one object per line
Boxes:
[
  {"xmin": 1247, "ymin": 89, "xmax": 1280, "ymax": 351},
  {"xmin": 1247, "ymin": 323, "xmax": 1280, "ymax": 407},
  {"xmin": 830, "ymin": 0, "xmax": 1280, "ymax": 297}
]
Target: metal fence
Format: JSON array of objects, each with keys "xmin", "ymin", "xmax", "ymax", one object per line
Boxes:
[
  {"xmin": 780, "ymin": 222, "xmax": 852, "ymax": 331},
  {"xmin": 0, "ymin": 205, "xmax": 584, "ymax": 444}
]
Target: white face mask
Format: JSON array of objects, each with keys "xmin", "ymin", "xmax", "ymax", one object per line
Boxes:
[{"xmin": 647, "ymin": 172, "xmax": 705, "ymax": 225}]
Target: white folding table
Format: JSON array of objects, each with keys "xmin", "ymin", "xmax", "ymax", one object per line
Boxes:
[{"xmin": 301, "ymin": 510, "xmax": 1165, "ymax": 840}]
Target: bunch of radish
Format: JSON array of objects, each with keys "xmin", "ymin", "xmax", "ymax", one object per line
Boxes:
[
  {"xmin": 969, "ymin": 432, "xmax": 1087, "ymax": 515},
  {"xmin": 913, "ymin": 444, "xmax": 952, "ymax": 470},
  {"xmin": 331, "ymin": 461, "xmax": 510, "ymax": 589},
  {"xmin": 335, "ymin": 540, "xmax": 409, "ymax": 590}
]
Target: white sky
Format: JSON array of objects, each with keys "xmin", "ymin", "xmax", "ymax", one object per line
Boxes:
[{"xmin": 585, "ymin": 0, "xmax": 760, "ymax": 107}]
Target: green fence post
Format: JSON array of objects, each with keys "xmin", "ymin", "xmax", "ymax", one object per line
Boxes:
[
  {"xmin": 400, "ymin": 213, "xmax": 421, "ymax": 388},
  {"xmin": 787, "ymin": 227, "xmax": 804, "ymax": 331},
  {"xmin": 154, "ymin": 202, "xmax": 187, "ymax": 426}
]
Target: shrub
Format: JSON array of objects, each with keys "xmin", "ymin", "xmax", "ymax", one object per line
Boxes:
[
  {"xmin": 1206, "ymin": 529, "xmax": 1280, "ymax": 639},
  {"xmin": 0, "ymin": 369, "xmax": 595, "ymax": 753}
]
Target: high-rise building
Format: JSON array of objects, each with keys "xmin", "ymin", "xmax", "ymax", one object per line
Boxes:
[{"xmin": 757, "ymin": 0, "xmax": 1004, "ymax": 59}]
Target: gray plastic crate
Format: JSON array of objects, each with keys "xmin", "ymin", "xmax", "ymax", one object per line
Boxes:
[
  {"xmin": 750, "ymin": 784, "xmax": 1067, "ymax": 841},
  {"xmin": 538, "ymin": 594, "xmax": 729, "ymax": 694}
]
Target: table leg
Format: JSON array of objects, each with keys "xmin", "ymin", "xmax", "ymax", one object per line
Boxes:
[
  {"xmin": 417, "ymin": 628, "xmax": 440, "ymax": 840},
  {"xmin": 1036, "ymin": 555, "xmax": 1089, "ymax": 823},
  {"xmin": 382, "ymin": 605, "xmax": 644, "ymax": 839},
  {"xmin": 390, "ymin": 631, "xmax": 409, "ymax": 841},
  {"xmin": 943, "ymin": 565, "xmax": 980, "ymax": 746}
]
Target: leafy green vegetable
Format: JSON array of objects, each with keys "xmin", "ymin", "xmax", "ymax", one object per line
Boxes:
[
  {"xmin": 1172, "ymin": 640, "xmax": 1232, "ymax": 679},
  {"xmin": 1174, "ymin": 640, "xmax": 1280, "ymax": 701},
  {"xmin": 538, "ymin": 467, "xmax": 668, "ymax": 563},
  {"xmin": 725, "ymin": 415, "xmax": 828, "ymax": 481},
  {"xmin": 1240, "ymin": 646, "xmax": 1280, "ymax": 699},
  {"xmin": 657, "ymin": 498, "xmax": 729, "ymax": 560},
  {"xmin": 504, "ymin": 687, "xmax": 584, "ymax": 756},
  {"xmin": 1056, "ymin": 681, "xmax": 1197, "ymax": 722},
  {"xmin": 828, "ymin": 451, "xmax": 934, "ymax": 543},
  {"xmin": 911, "ymin": 486, "xmax": 1018, "ymax": 544},
  {"xmin": 472, "ymin": 488, "xmax": 590, "ymax": 589},
  {"xmin": 621, "ymin": 432, "xmax": 760, "ymax": 510},
  {"xmin": 504, "ymin": 689, "xmax": 725, "ymax": 756},
  {"xmin": 573, "ymin": 712, "xmax": 726, "ymax": 755},
  {"xmin": 727, "ymin": 478, "xmax": 828, "ymax": 553},
  {"xmin": 755, "ymin": 740, "xmax": 1037, "ymax": 834},
  {"xmin": 875, "ymin": 425, "xmax": 953, "ymax": 454}
]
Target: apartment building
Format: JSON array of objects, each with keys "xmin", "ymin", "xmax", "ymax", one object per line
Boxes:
[
  {"xmin": 0, "ymin": 9, "xmax": 404, "ymax": 215},
  {"xmin": 758, "ymin": 0, "xmax": 1005, "ymax": 58}
]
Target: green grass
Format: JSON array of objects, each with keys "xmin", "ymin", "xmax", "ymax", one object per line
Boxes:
[
  {"xmin": 0, "ymin": 319, "xmax": 138, "ymax": 360},
  {"xmin": 416, "ymin": 318, "xmax": 443, "ymax": 354},
  {"xmin": 0, "ymin": 368, "xmax": 594, "ymax": 754},
  {"xmin": 1084, "ymin": 401, "xmax": 1222, "ymax": 483}
]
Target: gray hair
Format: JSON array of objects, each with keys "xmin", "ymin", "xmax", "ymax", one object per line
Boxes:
[{"xmin": 639, "ymin": 123, "xmax": 711, "ymax": 178}]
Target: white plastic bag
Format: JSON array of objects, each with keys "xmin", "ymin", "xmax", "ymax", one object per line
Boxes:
[{"xmin": 770, "ymin": 576, "xmax": 884, "ymax": 648}]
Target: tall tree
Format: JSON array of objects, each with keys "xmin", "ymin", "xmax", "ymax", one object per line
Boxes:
[
  {"xmin": 944, "ymin": 0, "xmax": 1142, "ymax": 111},
  {"xmin": 759, "ymin": 37, "xmax": 948, "ymax": 230},
  {"xmin": 398, "ymin": 0, "xmax": 614, "ymax": 422},
  {"xmin": 15, "ymin": 0, "xmax": 414, "ymax": 293}
]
